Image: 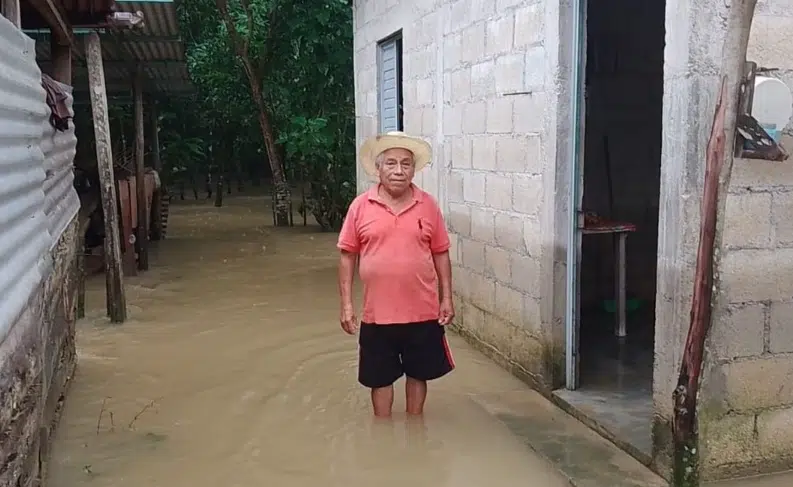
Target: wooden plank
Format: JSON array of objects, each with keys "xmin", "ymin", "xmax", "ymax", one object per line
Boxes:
[
  {"xmin": 25, "ymin": 0, "xmax": 73, "ymax": 46},
  {"xmin": 85, "ymin": 31, "xmax": 126, "ymax": 324},
  {"xmin": 134, "ymin": 66, "xmax": 149, "ymax": 271}
]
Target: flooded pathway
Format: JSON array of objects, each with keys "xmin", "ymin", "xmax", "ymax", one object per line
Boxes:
[{"xmin": 48, "ymin": 195, "xmax": 573, "ymax": 487}]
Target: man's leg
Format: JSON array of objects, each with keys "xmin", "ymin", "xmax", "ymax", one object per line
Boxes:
[
  {"xmin": 405, "ymin": 377, "xmax": 427, "ymax": 415},
  {"xmin": 358, "ymin": 323, "xmax": 402, "ymax": 417},
  {"xmin": 401, "ymin": 321, "xmax": 455, "ymax": 415},
  {"xmin": 371, "ymin": 386, "xmax": 395, "ymax": 417}
]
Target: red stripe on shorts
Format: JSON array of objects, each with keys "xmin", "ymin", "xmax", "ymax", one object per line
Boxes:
[{"xmin": 442, "ymin": 335, "xmax": 456, "ymax": 369}]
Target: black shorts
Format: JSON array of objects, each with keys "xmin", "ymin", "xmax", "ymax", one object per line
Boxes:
[{"xmin": 358, "ymin": 320, "xmax": 455, "ymax": 389}]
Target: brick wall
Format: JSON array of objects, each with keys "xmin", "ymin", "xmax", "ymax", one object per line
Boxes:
[
  {"xmin": 0, "ymin": 217, "xmax": 79, "ymax": 487},
  {"xmin": 353, "ymin": 0, "xmax": 562, "ymax": 388}
]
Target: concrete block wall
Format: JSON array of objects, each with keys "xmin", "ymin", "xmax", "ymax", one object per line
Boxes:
[
  {"xmin": 652, "ymin": 0, "xmax": 793, "ymax": 480},
  {"xmin": 353, "ymin": 0, "xmax": 565, "ymax": 388},
  {"xmin": 695, "ymin": 0, "xmax": 793, "ymax": 473},
  {"xmin": 700, "ymin": 149, "xmax": 793, "ymax": 479}
]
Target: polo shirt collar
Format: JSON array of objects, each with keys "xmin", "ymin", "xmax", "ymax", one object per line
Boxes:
[{"xmin": 366, "ymin": 183, "xmax": 424, "ymax": 203}]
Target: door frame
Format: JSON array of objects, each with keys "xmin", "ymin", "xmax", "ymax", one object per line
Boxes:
[{"xmin": 564, "ymin": 0, "xmax": 588, "ymax": 391}]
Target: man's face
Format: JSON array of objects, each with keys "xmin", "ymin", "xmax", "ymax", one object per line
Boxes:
[{"xmin": 377, "ymin": 147, "xmax": 415, "ymax": 194}]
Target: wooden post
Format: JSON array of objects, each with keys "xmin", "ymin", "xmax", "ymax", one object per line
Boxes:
[
  {"xmin": 133, "ymin": 66, "xmax": 148, "ymax": 270},
  {"xmin": 51, "ymin": 36, "xmax": 71, "ymax": 84},
  {"xmin": 85, "ymin": 32, "xmax": 126, "ymax": 323},
  {"xmin": 671, "ymin": 1, "xmax": 758, "ymax": 485},
  {"xmin": 150, "ymin": 102, "xmax": 164, "ymax": 240},
  {"xmin": 1, "ymin": 0, "xmax": 21, "ymax": 27}
]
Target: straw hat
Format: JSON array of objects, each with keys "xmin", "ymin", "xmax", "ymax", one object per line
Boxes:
[{"xmin": 360, "ymin": 131, "xmax": 432, "ymax": 178}]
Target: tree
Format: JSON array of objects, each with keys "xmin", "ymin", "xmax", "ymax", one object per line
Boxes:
[
  {"xmin": 672, "ymin": 1, "xmax": 758, "ymax": 485},
  {"xmin": 213, "ymin": 0, "xmax": 291, "ymax": 226}
]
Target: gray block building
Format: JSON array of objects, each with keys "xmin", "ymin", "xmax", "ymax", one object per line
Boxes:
[{"xmin": 351, "ymin": 0, "xmax": 793, "ymax": 481}]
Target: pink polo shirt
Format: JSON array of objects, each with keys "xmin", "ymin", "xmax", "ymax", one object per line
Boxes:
[{"xmin": 337, "ymin": 184, "xmax": 451, "ymax": 325}]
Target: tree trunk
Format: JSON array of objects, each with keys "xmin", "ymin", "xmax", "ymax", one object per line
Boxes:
[
  {"xmin": 246, "ymin": 68, "xmax": 291, "ymax": 226},
  {"xmin": 671, "ymin": 2, "xmax": 757, "ymax": 485},
  {"xmin": 215, "ymin": 175, "xmax": 224, "ymax": 207}
]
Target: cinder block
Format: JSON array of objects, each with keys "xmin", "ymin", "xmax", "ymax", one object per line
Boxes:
[
  {"xmin": 510, "ymin": 253, "xmax": 541, "ymax": 297},
  {"xmin": 524, "ymin": 46, "xmax": 545, "ymax": 90},
  {"xmin": 443, "ymin": 32, "xmax": 464, "ymax": 68},
  {"xmin": 512, "ymin": 174, "xmax": 543, "ymax": 216},
  {"xmin": 723, "ymin": 192, "xmax": 772, "ymax": 249},
  {"xmin": 471, "ymin": 61, "xmax": 496, "ymax": 98},
  {"xmin": 449, "ymin": 234, "xmax": 461, "ymax": 265},
  {"xmin": 461, "ymin": 237, "xmax": 486, "ymax": 273},
  {"xmin": 416, "ymin": 77, "xmax": 435, "ymax": 106},
  {"xmin": 420, "ymin": 108, "xmax": 436, "ymax": 136},
  {"xmin": 769, "ymin": 301, "xmax": 793, "ymax": 354},
  {"xmin": 496, "ymin": 135, "xmax": 542, "ymax": 173},
  {"xmin": 450, "ymin": 137, "xmax": 471, "ymax": 170},
  {"xmin": 513, "ymin": 91, "xmax": 547, "ymax": 134},
  {"xmin": 523, "ymin": 218, "xmax": 543, "ymax": 258},
  {"xmin": 485, "ymin": 244, "xmax": 512, "ymax": 283},
  {"xmin": 486, "ymin": 97, "xmax": 514, "ymax": 134},
  {"xmin": 710, "ymin": 304, "xmax": 766, "ymax": 360},
  {"xmin": 450, "ymin": 69, "xmax": 472, "ymax": 103},
  {"xmin": 469, "ymin": 272, "xmax": 497, "ymax": 312},
  {"xmin": 522, "ymin": 296, "xmax": 542, "ymax": 333},
  {"xmin": 443, "ymin": 104, "xmax": 463, "ymax": 136},
  {"xmin": 462, "ymin": 101, "xmax": 487, "ymax": 134},
  {"xmin": 448, "ymin": 202, "xmax": 472, "ymax": 237},
  {"xmin": 497, "ymin": 0, "xmax": 525, "ymax": 10},
  {"xmin": 459, "ymin": 298, "xmax": 486, "ymax": 337},
  {"xmin": 463, "ymin": 171, "xmax": 487, "ymax": 205},
  {"xmin": 723, "ymin": 355, "xmax": 793, "ymax": 411},
  {"xmin": 485, "ymin": 173, "xmax": 514, "ymax": 211},
  {"xmin": 721, "ymin": 248, "xmax": 793, "ymax": 303},
  {"xmin": 701, "ymin": 414, "xmax": 758, "ymax": 472},
  {"xmin": 495, "ymin": 54, "xmax": 525, "ymax": 93},
  {"xmin": 494, "ymin": 211, "xmax": 525, "ymax": 252},
  {"xmin": 471, "ymin": 206, "xmax": 497, "ymax": 243},
  {"xmin": 495, "ymin": 282, "xmax": 524, "ymax": 325},
  {"xmin": 461, "ymin": 22, "xmax": 487, "ymax": 64},
  {"xmin": 514, "ymin": 3, "xmax": 543, "ymax": 47},
  {"xmin": 757, "ymin": 406, "xmax": 793, "ymax": 458},
  {"xmin": 472, "ymin": 136, "xmax": 497, "ymax": 170},
  {"xmin": 772, "ymin": 191, "xmax": 793, "ymax": 247},
  {"xmin": 486, "ymin": 14, "xmax": 515, "ymax": 57},
  {"xmin": 403, "ymin": 108, "xmax": 422, "ymax": 134},
  {"xmin": 449, "ymin": 169, "xmax": 465, "ymax": 203}
]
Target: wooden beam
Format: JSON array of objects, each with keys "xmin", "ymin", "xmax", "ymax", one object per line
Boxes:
[
  {"xmin": 85, "ymin": 31, "xmax": 127, "ymax": 324},
  {"xmin": 2, "ymin": 0, "xmax": 21, "ymax": 27},
  {"xmin": 51, "ymin": 34, "xmax": 72, "ymax": 84},
  {"xmin": 133, "ymin": 66, "xmax": 149, "ymax": 271},
  {"xmin": 149, "ymin": 103, "xmax": 164, "ymax": 241},
  {"xmin": 26, "ymin": 0, "xmax": 73, "ymax": 46}
]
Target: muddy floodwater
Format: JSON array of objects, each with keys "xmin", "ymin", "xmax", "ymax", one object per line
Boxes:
[{"xmin": 48, "ymin": 195, "xmax": 573, "ymax": 487}]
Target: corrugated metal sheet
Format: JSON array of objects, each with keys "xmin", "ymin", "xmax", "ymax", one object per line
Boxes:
[
  {"xmin": 40, "ymin": 80, "xmax": 79, "ymax": 244},
  {"xmin": 118, "ymin": 0, "xmax": 181, "ymax": 38},
  {"xmin": 0, "ymin": 17, "xmax": 54, "ymax": 344}
]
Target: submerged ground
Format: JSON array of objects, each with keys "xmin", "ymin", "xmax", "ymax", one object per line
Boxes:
[{"xmin": 47, "ymin": 194, "xmax": 791, "ymax": 487}]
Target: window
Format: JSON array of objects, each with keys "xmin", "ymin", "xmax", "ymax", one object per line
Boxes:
[{"xmin": 377, "ymin": 32, "xmax": 403, "ymax": 132}]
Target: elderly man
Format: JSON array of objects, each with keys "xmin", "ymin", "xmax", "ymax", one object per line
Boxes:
[{"xmin": 337, "ymin": 131, "xmax": 455, "ymax": 417}]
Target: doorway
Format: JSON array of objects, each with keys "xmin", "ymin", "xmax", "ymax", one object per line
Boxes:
[{"xmin": 555, "ymin": 0, "xmax": 666, "ymax": 459}]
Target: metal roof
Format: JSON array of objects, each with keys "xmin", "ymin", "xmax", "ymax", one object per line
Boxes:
[{"xmin": 28, "ymin": 0, "xmax": 192, "ymax": 98}]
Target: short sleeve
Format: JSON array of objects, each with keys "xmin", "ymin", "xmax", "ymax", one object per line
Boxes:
[
  {"xmin": 429, "ymin": 200, "xmax": 451, "ymax": 254},
  {"xmin": 337, "ymin": 198, "xmax": 361, "ymax": 253}
]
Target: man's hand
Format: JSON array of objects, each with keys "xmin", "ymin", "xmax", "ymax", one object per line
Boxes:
[
  {"xmin": 439, "ymin": 297, "xmax": 455, "ymax": 326},
  {"xmin": 340, "ymin": 303, "xmax": 359, "ymax": 335}
]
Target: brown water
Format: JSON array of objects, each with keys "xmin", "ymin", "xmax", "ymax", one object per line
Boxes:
[{"xmin": 48, "ymin": 195, "xmax": 573, "ymax": 487}]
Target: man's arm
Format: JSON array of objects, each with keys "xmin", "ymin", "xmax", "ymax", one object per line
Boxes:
[
  {"xmin": 432, "ymin": 251, "xmax": 453, "ymax": 302},
  {"xmin": 339, "ymin": 251, "xmax": 357, "ymax": 307}
]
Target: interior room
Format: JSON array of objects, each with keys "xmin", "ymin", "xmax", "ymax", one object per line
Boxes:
[{"xmin": 554, "ymin": 0, "xmax": 666, "ymax": 458}]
